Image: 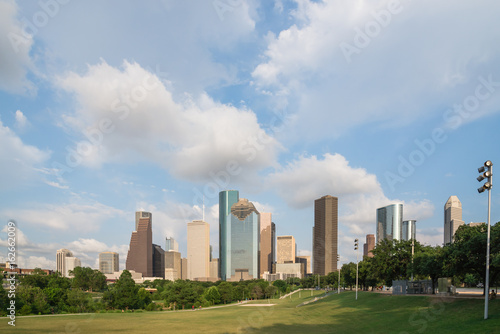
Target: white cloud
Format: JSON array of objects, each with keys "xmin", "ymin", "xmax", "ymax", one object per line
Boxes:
[
  {"xmin": 45, "ymin": 180, "xmax": 69, "ymax": 189},
  {"xmin": 14, "ymin": 110, "xmax": 28, "ymax": 129},
  {"xmin": 252, "ymin": 201, "xmax": 275, "ymax": 214},
  {"xmin": 417, "ymin": 227, "xmax": 443, "ymax": 247},
  {"xmin": 270, "ymin": 153, "xmax": 380, "ymax": 209},
  {"xmin": 270, "ymin": 153, "xmax": 434, "ymax": 234},
  {"xmin": 0, "ymin": 225, "xmax": 130, "ymax": 270},
  {"xmin": 33, "ymin": 1, "xmax": 256, "ymax": 96},
  {"xmin": 0, "ymin": 0, "xmax": 34, "ymax": 94},
  {"xmin": 1, "ymin": 200, "xmax": 126, "ymax": 232},
  {"xmin": 252, "ymin": 0, "xmax": 500, "ymax": 141},
  {"xmin": 0, "ymin": 118, "xmax": 50, "ymax": 190},
  {"xmin": 57, "ymin": 60, "xmax": 282, "ymax": 183}
]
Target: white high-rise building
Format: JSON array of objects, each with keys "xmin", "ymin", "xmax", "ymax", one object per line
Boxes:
[
  {"xmin": 65, "ymin": 257, "xmax": 81, "ymax": 277},
  {"xmin": 56, "ymin": 249, "xmax": 73, "ymax": 276},
  {"xmin": 444, "ymin": 196, "xmax": 464, "ymax": 244}
]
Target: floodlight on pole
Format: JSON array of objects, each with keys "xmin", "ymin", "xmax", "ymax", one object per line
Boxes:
[
  {"xmin": 354, "ymin": 239, "xmax": 359, "ymax": 301},
  {"xmin": 477, "ymin": 160, "xmax": 493, "ymax": 320}
]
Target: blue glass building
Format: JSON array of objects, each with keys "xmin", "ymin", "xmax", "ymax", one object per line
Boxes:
[
  {"xmin": 219, "ymin": 190, "xmax": 260, "ymax": 281},
  {"xmin": 219, "ymin": 190, "xmax": 239, "ymax": 281}
]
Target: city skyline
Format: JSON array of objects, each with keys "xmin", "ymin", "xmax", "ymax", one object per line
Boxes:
[{"xmin": 1, "ymin": 1, "xmax": 500, "ymax": 272}]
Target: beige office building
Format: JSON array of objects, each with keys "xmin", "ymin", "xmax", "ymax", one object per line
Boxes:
[
  {"xmin": 56, "ymin": 248, "xmax": 73, "ymax": 277},
  {"xmin": 296, "ymin": 256, "xmax": 311, "ymax": 274},
  {"xmin": 277, "ymin": 236, "xmax": 296, "ymax": 264},
  {"xmin": 187, "ymin": 220, "xmax": 210, "ymax": 280},
  {"xmin": 165, "ymin": 251, "xmax": 181, "ymax": 281},
  {"xmin": 260, "ymin": 212, "xmax": 275, "ymax": 278},
  {"xmin": 444, "ymin": 196, "xmax": 464, "ymax": 244},
  {"xmin": 313, "ymin": 195, "xmax": 338, "ymax": 275},
  {"xmin": 210, "ymin": 258, "xmax": 220, "ymax": 280},
  {"xmin": 181, "ymin": 258, "xmax": 188, "ymax": 279},
  {"xmin": 99, "ymin": 252, "xmax": 119, "ymax": 274}
]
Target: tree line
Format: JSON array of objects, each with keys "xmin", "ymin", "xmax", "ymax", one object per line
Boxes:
[
  {"xmin": 335, "ymin": 222, "xmax": 500, "ymax": 294},
  {"xmin": 0, "ymin": 266, "xmax": 298, "ymax": 316},
  {"xmin": 2, "ymin": 222, "xmax": 497, "ymax": 316}
]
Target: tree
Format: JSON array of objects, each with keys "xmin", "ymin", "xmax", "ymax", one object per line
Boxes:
[
  {"xmin": 17, "ymin": 285, "xmax": 50, "ymax": 315},
  {"xmin": 103, "ymin": 270, "xmax": 147, "ymax": 310},
  {"xmin": 325, "ymin": 271, "xmax": 339, "ymax": 288},
  {"xmin": 341, "ymin": 262, "xmax": 356, "ymax": 289},
  {"xmin": 66, "ymin": 289, "xmax": 91, "ymax": 313},
  {"xmin": 204, "ymin": 286, "xmax": 221, "ymax": 305},
  {"xmin": 217, "ymin": 282, "xmax": 234, "ymax": 304},
  {"xmin": 264, "ymin": 285, "xmax": 278, "ymax": 298},
  {"xmin": 163, "ymin": 280, "xmax": 198, "ymax": 308},
  {"xmin": 370, "ymin": 239, "xmax": 420, "ymax": 286},
  {"xmin": 414, "ymin": 246, "xmax": 445, "ymax": 294},
  {"xmin": 445, "ymin": 222, "xmax": 500, "ymax": 295},
  {"xmin": 272, "ymin": 280, "xmax": 287, "ymax": 293},
  {"xmin": 358, "ymin": 257, "xmax": 378, "ymax": 291},
  {"xmin": 70, "ymin": 267, "xmax": 107, "ymax": 292},
  {"xmin": 20, "ymin": 269, "xmax": 49, "ymax": 289},
  {"xmin": 250, "ymin": 284, "xmax": 263, "ymax": 299},
  {"xmin": 89, "ymin": 270, "xmax": 107, "ymax": 292},
  {"xmin": 0, "ymin": 286, "xmax": 9, "ymax": 316}
]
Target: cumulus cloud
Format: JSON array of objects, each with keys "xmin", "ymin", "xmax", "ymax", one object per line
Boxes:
[
  {"xmin": 0, "ymin": 118, "xmax": 50, "ymax": 190},
  {"xmin": 270, "ymin": 153, "xmax": 434, "ymax": 234},
  {"xmin": 0, "ymin": 225, "xmax": 130, "ymax": 270},
  {"xmin": 1, "ymin": 200, "xmax": 126, "ymax": 232},
  {"xmin": 0, "ymin": 0, "xmax": 34, "ymax": 94},
  {"xmin": 57, "ymin": 60, "xmax": 281, "ymax": 183},
  {"xmin": 252, "ymin": 0, "xmax": 500, "ymax": 140}
]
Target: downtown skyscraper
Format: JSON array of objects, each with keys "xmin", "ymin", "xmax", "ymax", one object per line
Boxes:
[
  {"xmin": 126, "ymin": 211, "xmax": 153, "ymax": 277},
  {"xmin": 219, "ymin": 190, "xmax": 260, "ymax": 281},
  {"xmin": 444, "ymin": 196, "xmax": 464, "ymax": 244},
  {"xmin": 376, "ymin": 204, "xmax": 403, "ymax": 242},
  {"xmin": 313, "ymin": 195, "xmax": 338, "ymax": 276},
  {"xmin": 219, "ymin": 190, "xmax": 239, "ymax": 281},
  {"xmin": 259, "ymin": 212, "xmax": 275, "ymax": 278},
  {"xmin": 187, "ymin": 220, "xmax": 210, "ymax": 280}
]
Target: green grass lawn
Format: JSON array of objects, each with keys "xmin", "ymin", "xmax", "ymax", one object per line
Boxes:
[{"xmin": 1, "ymin": 291, "xmax": 499, "ymax": 333}]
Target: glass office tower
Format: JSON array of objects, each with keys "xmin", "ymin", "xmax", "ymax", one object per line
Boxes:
[
  {"xmin": 229, "ymin": 198, "xmax": 260, "ymax": 279},
  {"xmin": 376, "ymin": 204, "xmax": 403, "ymax": 243},
  {"xmin": 402, "ymin": 220, "xmax": 417, "ymax": 241},
  {"xmin": 219, "ymin": 190, "xmax": 239, "ymax": 281}
]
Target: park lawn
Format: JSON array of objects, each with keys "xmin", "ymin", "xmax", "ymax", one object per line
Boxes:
[{"xmin": 1, "ymin": 291, "xmax": 499, "ymax": 333}]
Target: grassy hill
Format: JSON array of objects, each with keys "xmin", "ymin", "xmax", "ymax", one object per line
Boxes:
[{"xmin": 1, "ymin": 291, "xmax": 498, "ymax": 333}]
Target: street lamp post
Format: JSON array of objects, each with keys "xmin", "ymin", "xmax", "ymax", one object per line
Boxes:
[
  {"xmin": 338, "ymin": 254, "xmax": 341, "ymax": 295},
  {"xmin": 354, "ymin": 239, "xmax": 359, "ymax": 300},
  {"xmin": 477, "ymin": 160, "xmax": 493, "ymax": 320}
]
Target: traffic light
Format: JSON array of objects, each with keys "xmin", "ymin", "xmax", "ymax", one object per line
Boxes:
[{"xmin": 354, "ymin": 239, "xmax": 358, "ymax": 250}]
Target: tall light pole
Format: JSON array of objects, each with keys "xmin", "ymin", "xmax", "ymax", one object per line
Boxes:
[
  {"xmin": 354, "ymin": 239, "xmax": 359, "ymax": 300},
  {"xmin": 477, "ymin": 160, "xmax": 493, "ymax": 320},
  {"xmin": 337, "ymin": 254, "xmax": 340, "ymax": 295}
]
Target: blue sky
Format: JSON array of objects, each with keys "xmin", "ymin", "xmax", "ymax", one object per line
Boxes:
[{"xmin": 1, "ymin": 0, "xmax": 500, "ymax": 271}]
